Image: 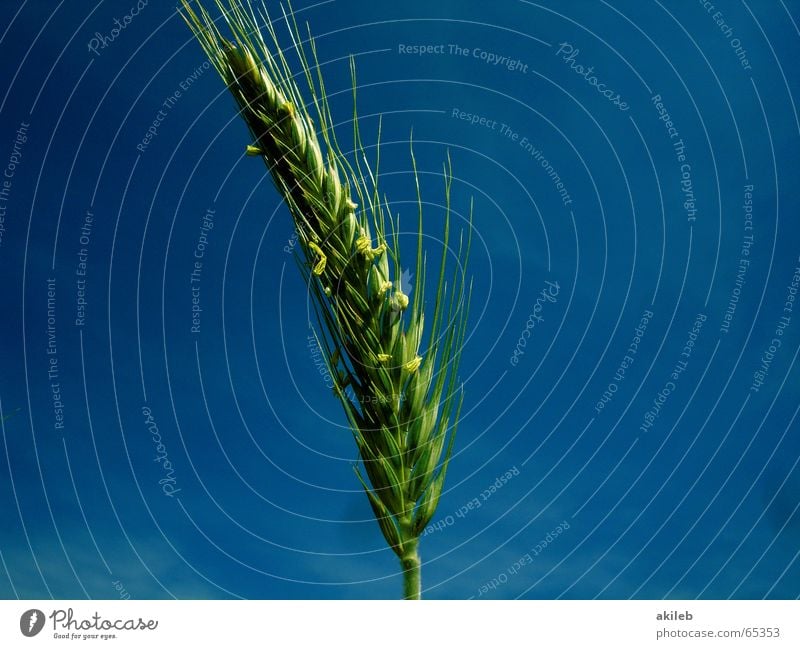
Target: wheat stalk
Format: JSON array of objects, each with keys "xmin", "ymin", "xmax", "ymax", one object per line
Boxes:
[{"xmin": 180, "ymin": 0, "xmax": 471, "ymax": 599}]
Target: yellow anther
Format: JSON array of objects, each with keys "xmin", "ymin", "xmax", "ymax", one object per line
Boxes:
[
  {"xmin": 245, "ymin": 144, "xmax": 262, "ymax": 156},
  {"xmin": 379, "ymin": 280, "xmax": 393, "ymax": 294},
  {"xmin": 367, "ymin": 242, "xmax": 387, "ymax": 261},
  {"xmin": 308, "ymin": 241, "xmax": 327, "ymax": 276},
  {"xmin": 394, "ymin": 290, "xmax": 409, "ymax": 310},
  {"xmin": 404, "ymin": 355, "xmax": 422, "ymax": 373},
  {"xmin": 376, "ymin": 353, "xmax": 392, "ymax": 363},
  {"xmin": 355, "ymin": 229, "xmax": 386, "ymax": 261},
  {"xmin": 355, "ymin": 234, "xmax": 371, "ymax": 256},
  {"xmin": 345, "ymin": 198, "xmax": 358, "ymax": 210}
]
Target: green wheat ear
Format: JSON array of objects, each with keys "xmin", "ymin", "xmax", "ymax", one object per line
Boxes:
[{"xmin": 180, "ymin": 0, "xmax": 472, "ymax": 599}]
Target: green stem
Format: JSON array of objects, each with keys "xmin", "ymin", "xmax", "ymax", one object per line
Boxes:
[{"xmin": 401, "ymin": 540, "xmax": 421, "ymax": 600}]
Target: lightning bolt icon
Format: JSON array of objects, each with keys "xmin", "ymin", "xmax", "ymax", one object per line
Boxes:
[
  {"xmin": 28, "ymin": 611, "xmax": 37, "ymax": 632},
  {"xmin": 399, "ymin": 268, "xmax": 414, "ymax": 297}
]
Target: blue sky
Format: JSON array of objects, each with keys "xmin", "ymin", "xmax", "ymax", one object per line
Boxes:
[{"xmin": 0, "ymin": 0, "xmax": 798, "ymax": 599}]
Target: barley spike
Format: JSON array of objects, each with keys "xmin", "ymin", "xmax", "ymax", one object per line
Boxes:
[{"xmin": 180, "ymin": 0, "xmax": 472, "ymax": 599}]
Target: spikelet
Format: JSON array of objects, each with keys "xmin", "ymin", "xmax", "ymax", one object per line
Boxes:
[{"xmin": 180, "ymin": 0, "xmax": 472, "ymax": 599}]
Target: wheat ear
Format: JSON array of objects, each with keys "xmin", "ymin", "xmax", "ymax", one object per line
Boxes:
[{"xmin": 180, "ymin": 0, "xmax": 471, "ymax": 599}]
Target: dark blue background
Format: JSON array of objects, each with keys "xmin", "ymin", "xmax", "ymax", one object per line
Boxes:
[{"xmin": 0, "ymin": 0, "xmax": 798, "ymax": 599}]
